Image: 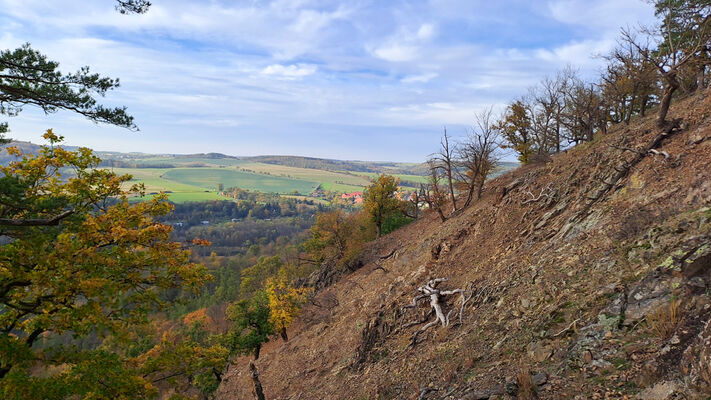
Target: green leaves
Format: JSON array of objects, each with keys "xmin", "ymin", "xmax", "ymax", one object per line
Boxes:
[{"xmin": 0, "ymin": 43, "xmax": 135, "ymax": 131}]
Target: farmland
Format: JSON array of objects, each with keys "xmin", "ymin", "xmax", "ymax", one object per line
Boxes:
[
  {"xmin": 103, "ymin": 152, "xmax": 435, "ymax": 202},
  {"xmin": 5, "ymin": 142, "xmax": 517, "ymax": 203}
]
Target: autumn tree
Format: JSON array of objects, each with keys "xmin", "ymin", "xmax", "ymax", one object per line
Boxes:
[
  {"xmin": 265, "ymin": 272, "xmax": 311, "ymax": 341},
  {"xmin": 601, "ymin": 40, "xmax": 658, "ymax": 125},
  {"xmin": 0, "ymin": 132, "xmax": 211, "ymax": 399},
  {"xmin": 303, "ymin": 209, "xmax": 376, "ymax": 268},
  {"xmin": 240, "ymin": 255, "xmax": 283, "ymax": 297},
  {"xmin": 562, "ymin": 78, "xmax": 607, "ymax": 143},
  {"xmin": 496, "ymin": 100, "xmax": 535, "ymax": 163},
  {"xmin": 622, "ymin": 1, "xmax": 711, "ymax": 128},
  {"xmin": 362, "ymin": 174, "xmax": 403, "ymax": 237}
]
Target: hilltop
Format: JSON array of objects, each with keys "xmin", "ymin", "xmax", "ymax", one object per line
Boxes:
[{"xmin": 216, "ymin": 91, "xmax": 711, "ymax": 399}]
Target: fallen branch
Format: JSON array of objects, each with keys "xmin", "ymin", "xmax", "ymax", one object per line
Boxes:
[
  {"xmin": 521, "ymin": 183, "xmax": 553, "ymax": 205},
  {"xmin": 552, "ymin": 318, "xmax": 580, "ymax": 337},
  {"xmin": 648, "ymin": 149, "xmax": 670, "ymax": 160},
  {"xmin": 403, "ymin": 278, "xmax": 467, "ymax": 346}
]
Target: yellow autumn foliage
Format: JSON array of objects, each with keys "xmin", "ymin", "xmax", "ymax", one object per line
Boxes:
[{"xmin": 265, "ymin": 272, "xmax": 311, "ymax": 337}]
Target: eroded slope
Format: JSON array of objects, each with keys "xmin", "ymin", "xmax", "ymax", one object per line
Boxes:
[{"xmin": 217, "ymin": 92, "xmax": 711, "ymax": 400}]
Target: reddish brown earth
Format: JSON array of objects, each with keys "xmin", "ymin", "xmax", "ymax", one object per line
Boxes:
[{"xmin": 216, "ymin": 91, "xmax": 711, "ymax": 400}]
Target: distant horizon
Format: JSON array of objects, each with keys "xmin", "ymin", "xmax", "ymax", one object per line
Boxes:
[
  {"xmin": 1, "ymin": 0, "xmax": 656, "ymax": 162},
  {"xmin": 9, "ymin": 138, "xmax": 525, "ymax": 165}
]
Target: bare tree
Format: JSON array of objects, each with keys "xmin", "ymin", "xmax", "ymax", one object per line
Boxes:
[
  {"xmin": 431, "ymin": 128, "xmax": 458, "ymax": 213},
  {"xmin": 457, "ymin": 107, "xmax": 501, "ymax": 208},
  {"xmin": 421, "ymin": 160, "xmax": 448, "ymax": 222}
]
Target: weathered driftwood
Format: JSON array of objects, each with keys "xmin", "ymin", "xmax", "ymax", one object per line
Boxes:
[
  {"xmin": 521, "ymin": 183, "xmax": 554, "ymax": 205},
  {"xmin": 402, "ymin": 278, "xmax": 469, "ymax": 345}
]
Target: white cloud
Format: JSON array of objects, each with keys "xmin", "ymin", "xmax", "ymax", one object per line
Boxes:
[
  {"xmin": 373, "ymin": 44, "xmax": 418, "ymax": 62},
  {"xmin": 417, "ymin": 23, "xmax": 436, "ymax": 40},
  {"xmin": 547, "ymin": 0, "xmax": 656, "ymax": 32},
  {"xmin": 262, "ymin": 64, "xmax": 318, "ymax": 79},
  {"xmin": 0, "ymin": 0, "xmax": 659, "ymax": 161},
  {"xmin": 401, "ymin": 73, "xmax": 438, "ymax": 83}
]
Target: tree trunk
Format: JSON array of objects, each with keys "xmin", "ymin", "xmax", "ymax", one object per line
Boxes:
[
  {"xmin": 280, "ymin": 327, "xmax": 288, "ymax": 342},
  {"xmin": 462, "ymin": 183, "xmax": 476, "ymax": 208},
  {"xmin": 435, "ymin": 207, "xmax": 446, "ymax": 222},
  {"xmin": 656, "ymin": 76, "xmax": 679, "ymax": 129},
  {"xmin": 446, "ymin": 172, "xmax": 456, "ymax": 213},
  {"xmin": 254, "ymin": 344, "xmax": 261, "ymax": 360},
  {"xmin": 249, "ymin": 361, "xmax": 266, "ymax": 400}
]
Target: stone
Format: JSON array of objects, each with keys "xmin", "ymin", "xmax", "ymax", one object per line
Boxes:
[
  {"xmin": 636, "ymin": 381, "xmax": 679, "ymax": 400},
  {"xmin": 532, "ymin": 372, "xmax": 548, "ymax": 386},
  {"xmin": 682, "ymin": 244, "xmax": 711, "ymax": 278},
  {"xmin": 527, "ymin": 342, "xmax": 552, "ymax": 363},
  {"xmin": 583, "ymin": 350, "xmax": 593, "ymax": 363}
]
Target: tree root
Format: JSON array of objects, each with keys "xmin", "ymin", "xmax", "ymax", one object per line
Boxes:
[
  {"xmin": 521, "ymin": 183, "xmax": 554, "ymax": 205},
  {"xmin": 402, "ymin": 278, "xmax": 469, "ymax": 346}
]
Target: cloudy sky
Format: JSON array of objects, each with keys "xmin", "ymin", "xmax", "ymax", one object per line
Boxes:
[{"xmin": 1, "ymin": 0, "xmax": 656, "ymax": 161}]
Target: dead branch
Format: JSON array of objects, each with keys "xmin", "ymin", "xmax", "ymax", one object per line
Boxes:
[
  {"xmin": 552, "ymin": 318, "xmax": 580, "ymax": 337},
  {"xmin": 373, "ymin": 264, "xmax": 388, "ymax": 273},
  {"xmin": 521, "ymin": 183, "xmax": 554, "ymax": 205},
  {"xmin": 419, "ymin": 386, "xmax": 438, "ymax": 400},
  {"xmin": 608, "ymin": 143, "xmax": 645, "ymax": 155},
  {"xmin": 378, "ymin": 247, "xmax": 398, "ymax": 260},
  {"xmin": 404, "ymin": 278, "xmax": 467, "ymax": 346},
  {"xmin": 648, "ymin": 149, "xmax": 670, "ymax": 160}
]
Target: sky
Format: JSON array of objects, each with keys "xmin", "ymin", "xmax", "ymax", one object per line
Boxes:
[{"xmin": 0, "ymin": 0, "xmax": 657, "ymax": 162}]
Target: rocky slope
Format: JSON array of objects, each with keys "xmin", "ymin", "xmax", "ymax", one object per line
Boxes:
[{"xmin": 217, "ymin": 91, "xmax": 711, "ymax": 399}]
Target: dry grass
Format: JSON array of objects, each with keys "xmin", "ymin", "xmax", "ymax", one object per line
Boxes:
[
  {"xmin": 646, "ymin": 298, "xmax": 682, "ymax": 339},
  {"xmin": 516, "ymin": 360, "xmax": 537, "ymax": 400}
]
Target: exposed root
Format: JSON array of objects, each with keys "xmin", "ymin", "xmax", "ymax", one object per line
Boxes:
[
  {"xmin": 521, "ymin": 183, "xmax": 554, "ymax": 205},
  {"xmin": 648, "ymin": 148, "xmax": 671, "ymax": 160},
  {"xmin": 402, "ymin": 278, "xmax": 468, "ymax": 346}
]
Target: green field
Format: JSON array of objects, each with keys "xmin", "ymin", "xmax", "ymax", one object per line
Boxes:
[
  {"xmin": 98, "ymin": 154, "xmax": 521, "ymax": 204},
  {"xmin": 354, "ymin": 172, "xmax": 428, "ymax": 187},
  {"xmin": 114, "ymin": 166, "xmax": 323, "ymax": 202},
  {"xmin": 162, "ymin": 168, "xmax": 318, "ymax": 194},
  {"xmin": 237, "ymin": 162, "xmax": 367, "ymax": 192}
]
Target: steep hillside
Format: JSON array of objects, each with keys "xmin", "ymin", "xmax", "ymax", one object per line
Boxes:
[{"xmin": 216, "ymin": 92, "xmax": 711, "ymax": 399}]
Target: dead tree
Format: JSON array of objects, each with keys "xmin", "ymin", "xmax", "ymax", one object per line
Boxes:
[
  {"xmin": 457, "ymin": 107, "xmax": 501, "ymax": 207},
  {"xmin": 402, "ymin": 278, "xmax": 470, "ymax": 345},
  {"xmin": 422, "ymin": 160, "xmax": 448, "ymax": 222},
  {"xmin": 432, "ymin": 128, "xmax": 459, "ymax": 213}
]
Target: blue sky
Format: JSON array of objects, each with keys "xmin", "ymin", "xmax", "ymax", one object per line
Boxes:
[{"xmin": 0, "ymin": 0, "xmax": 656, "ymax": 162}]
